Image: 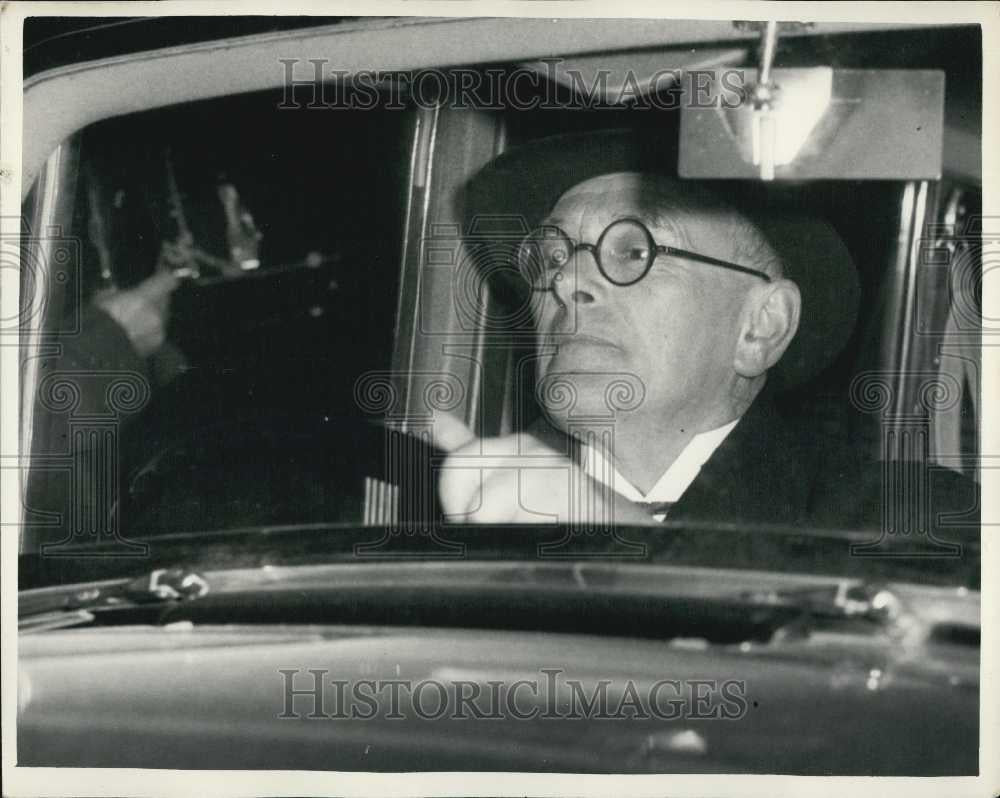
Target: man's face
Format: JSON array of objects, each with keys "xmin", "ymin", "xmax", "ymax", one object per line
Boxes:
[{"xmin": 533, "ymin": 173, "xmax": 755, "ymax": 431}]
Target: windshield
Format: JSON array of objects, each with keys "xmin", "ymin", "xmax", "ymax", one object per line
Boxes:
[
  {"xmin": 19, "ymin": 30, "xmax": 981, "ymax": 593},
  {"xmin": 12, "ymin": 18, "xmax": 987, "ymax": 789}
]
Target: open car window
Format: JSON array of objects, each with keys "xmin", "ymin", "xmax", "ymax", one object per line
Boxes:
[{"xmin": 23, "ymin": 88, "xmax": 415, "ymax": 546}]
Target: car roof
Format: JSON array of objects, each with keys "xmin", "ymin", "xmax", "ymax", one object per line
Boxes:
[
  {"xmin": 24, "ymin": 17, "xmax": 366, "ymax": 77},
  {"xmin": 21, "ymin": 17, "xmax": 980, "ymax": 195}
]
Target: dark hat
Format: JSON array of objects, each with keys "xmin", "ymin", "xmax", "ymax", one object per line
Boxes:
[{"xmin": 461, "ymin": 128, "xmax": 860, "ymax": 389}]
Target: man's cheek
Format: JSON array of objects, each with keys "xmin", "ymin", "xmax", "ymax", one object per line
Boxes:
[
  {"xmin": 532, "ymin": 296, "xmax": 561, "ymax": 329},
  {"xmin": 534, "ymin": 350, "xmax": 554, "ymax": 383}
]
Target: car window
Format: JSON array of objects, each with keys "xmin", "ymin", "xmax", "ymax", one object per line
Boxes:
[{"xmin": 23, "ymin": 88, "xmax": 415, "ymax": 545}]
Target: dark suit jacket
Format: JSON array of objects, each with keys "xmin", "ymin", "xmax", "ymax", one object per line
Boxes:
[
  {"xmin": 663, "ymin": 396, "xmax": 979, "ymax": 554},
  {"xmin": 533, "ymin": 392, "xmax": 978, "ymax": 554},
  {"xmin": 23, "ymin": 307, "xmax": 183, "ymax": 554}
]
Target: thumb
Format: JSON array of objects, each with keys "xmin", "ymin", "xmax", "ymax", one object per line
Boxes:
[{"xmin": 428, "ymin": 413, "xmax": 478, "ymax": 454}]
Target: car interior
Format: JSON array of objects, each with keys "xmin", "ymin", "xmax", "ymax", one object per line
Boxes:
[{"xmin": 19, "ymin": 23, "xmax": 982, "ymax": 546}]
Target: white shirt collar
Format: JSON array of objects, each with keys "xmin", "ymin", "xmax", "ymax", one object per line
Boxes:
[{"xmin": 580, "ymin": 419, "xmax": 740, "ymax": 508}]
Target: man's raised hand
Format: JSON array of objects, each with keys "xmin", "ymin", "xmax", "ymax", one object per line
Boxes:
[{"xmin": 430, "ymin": 414, "xmax": 652, "ymax": 525}]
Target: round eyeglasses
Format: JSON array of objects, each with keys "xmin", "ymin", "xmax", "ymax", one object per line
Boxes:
[{"xmin": 516, "ymin": 217, "xmax": 772, "ymax": 289}]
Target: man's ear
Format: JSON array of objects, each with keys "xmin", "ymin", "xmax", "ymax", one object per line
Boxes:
[{"xmin": 733, "ymin": 279, "xmax": 801, "ymax": 378}]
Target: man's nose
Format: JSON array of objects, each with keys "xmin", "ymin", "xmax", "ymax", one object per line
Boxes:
[{"xmin": 550, "ymin": 247, "xmax": 604, "ymax": 306}]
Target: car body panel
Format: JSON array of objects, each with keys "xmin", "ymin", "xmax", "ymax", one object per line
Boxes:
[{"xmin": 18, "ymin": 605, "xmax": 977, "ymax": 773}]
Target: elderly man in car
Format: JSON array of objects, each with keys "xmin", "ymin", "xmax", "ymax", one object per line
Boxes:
[{"xmin": 434, "ymin": 130, "xmax": 973, "ymax": 533}]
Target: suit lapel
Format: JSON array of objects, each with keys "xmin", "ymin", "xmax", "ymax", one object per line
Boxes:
[
  {"xmin": 669, "ymin": 396, "xmax": 810, "ymax": 524},
  {"xmin": 527, "ymin": 392, "xmax": 812, "ymax": 524}
]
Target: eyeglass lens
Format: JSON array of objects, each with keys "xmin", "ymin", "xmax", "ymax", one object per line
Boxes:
[{"xmin": 517, "ymin": 219, "xmax": 655, "ymax": 288}]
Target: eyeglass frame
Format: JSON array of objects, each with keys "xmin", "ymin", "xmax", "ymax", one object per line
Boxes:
[{"xmin": 518, "ymin": 216, "xmax": 773, "ymax": 290}]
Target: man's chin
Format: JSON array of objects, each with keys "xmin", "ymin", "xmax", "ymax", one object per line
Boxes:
[
  {"xmin": 536, "ymin": 364, "xmax": 646, "ymax": 421},
  {"xmin": 544, "ymin": 343, "xmax": 625, "ymax": 373}
]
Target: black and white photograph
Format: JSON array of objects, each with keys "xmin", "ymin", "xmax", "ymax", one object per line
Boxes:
[{"xmin": 3, "ymin": 2, "xmax": 996, "ymax": 795}]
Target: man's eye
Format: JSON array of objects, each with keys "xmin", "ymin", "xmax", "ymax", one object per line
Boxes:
[{"xmin": 625, "ymin": 246, "xmax": 649, "ymax": 262}]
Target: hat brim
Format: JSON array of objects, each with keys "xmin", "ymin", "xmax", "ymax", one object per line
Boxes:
[{"xmin": 460, "ymin": 128, "xmax": 860, "ymax": 389}]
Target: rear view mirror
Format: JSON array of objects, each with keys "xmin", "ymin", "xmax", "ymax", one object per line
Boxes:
[{"xmin": 679, "ymin": 68, "xmax": 945, "ymax": 180}]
